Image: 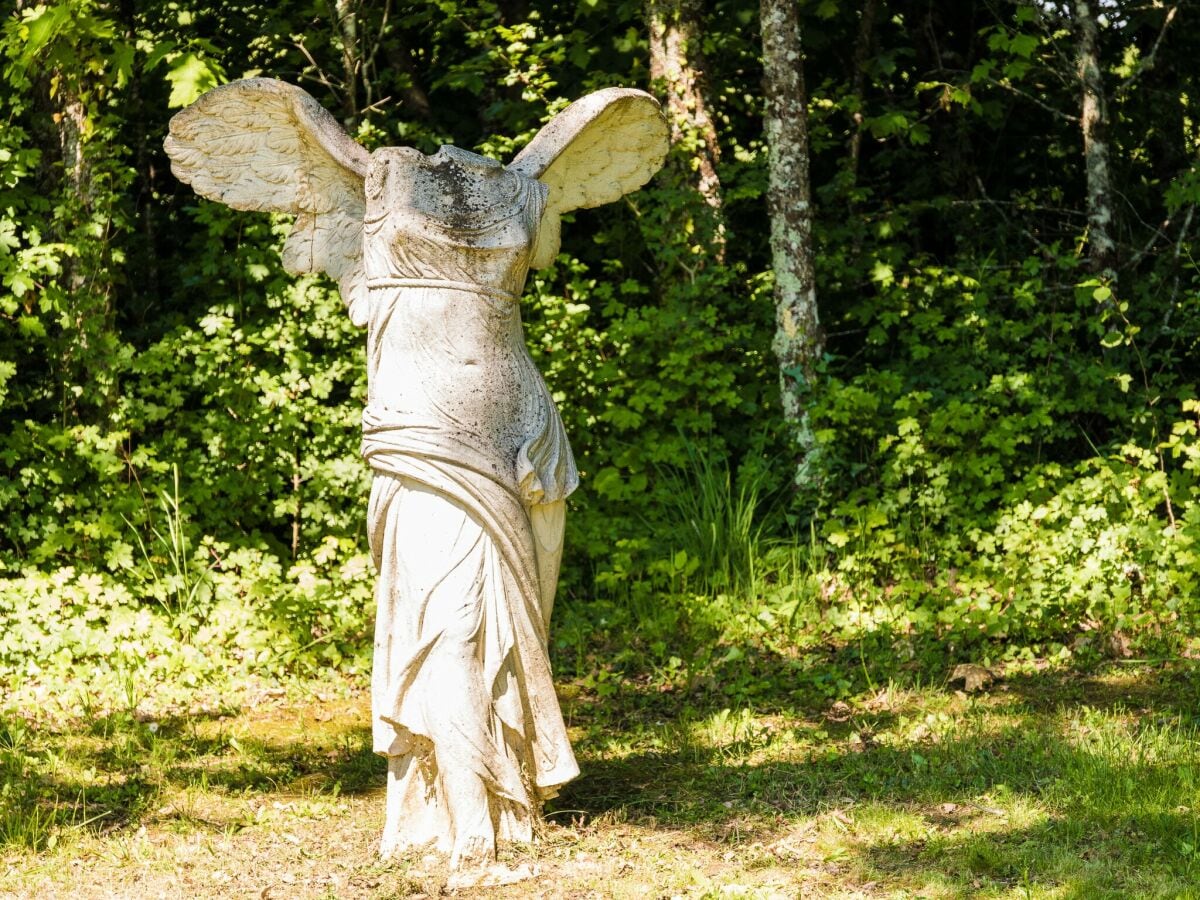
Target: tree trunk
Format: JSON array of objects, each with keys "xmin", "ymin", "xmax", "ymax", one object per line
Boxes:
[
  {"xmin": 760, "ymin": 0, "xmax": 822, "ymax": 486},
  {"xmin": 335, "ymin": 0, "xmax": 361, "ymax": 126},
  {"xmin": 56, "ymin": 85, "xmax": 115, "ymax": 420},
  {"xmin": 390, "ymin": 31, "xmax": 432, "ymax": 119},
  {"xmin": 846, "ymin": 0, "xmax": 879, "ymax": 184},
  {"xmin": 31, "ymin": 47, "xmax": 119, "ymax": 423},
  {"xmin": 646, "ymin": 0, "xmax": 725, "ymax": 256},
  {"xmin": 1075, "ymin": 0, "xmax": 1118, "ymax": 287}
]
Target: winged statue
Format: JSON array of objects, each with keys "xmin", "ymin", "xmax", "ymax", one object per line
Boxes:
[{"xmin": 164, "ymin": 78, "xmax": 668, "ymax": 875}]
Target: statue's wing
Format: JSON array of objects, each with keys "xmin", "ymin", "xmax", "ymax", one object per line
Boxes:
[
  {"xmin": 509, "ymin": 88, "xmax": 669, "ymax": 268},
  {"xmin": 164, "ymin": 78, "xmax": 372, "ymax": 325}
]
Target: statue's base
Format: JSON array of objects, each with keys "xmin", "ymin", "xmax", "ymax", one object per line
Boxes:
[{"xmin": 445, "ymin": 862, "xmax": 538, "ymax": 890}]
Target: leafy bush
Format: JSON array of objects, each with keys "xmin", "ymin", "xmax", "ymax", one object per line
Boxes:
[{"xmin": 4, "ymin": 0, "xmax": 1200, "ymax": 695}]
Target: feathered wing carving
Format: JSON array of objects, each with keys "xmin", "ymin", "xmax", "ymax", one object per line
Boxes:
[
  {"xmin": 164, "ymin": 78, "xmax": 373, "ymax": 325},
  {"xmin": 509, "ymin": 88, "xmax": 669, "ymax": 269}
]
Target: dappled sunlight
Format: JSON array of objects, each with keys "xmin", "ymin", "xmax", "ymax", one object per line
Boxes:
[
  {"xmin": 0, "ymin": 686, "xmax": 380, "ymax": 847},
  {"xmin": 545, "ymin": 662, "xmax": 1200, "ymax": 896},
  {"xmin": 2, "ymin": 0, "xmax": 1199, "ymax": 894},
  {"xmin": 3, "ymin": 664, "xmax": 1199, "ymax": 895}
]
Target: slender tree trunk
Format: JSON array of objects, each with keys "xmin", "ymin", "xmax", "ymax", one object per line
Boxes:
[
  {"xmin": 647, "ymin": 0, "xmax": 725, "ymax": 257},
  {"xmin": 33, "ymin": 48, "xmax": 119, "ymax": 423},
  {"xmin": 56, "ymin": 87, "xmax": 114, "ymax": 420},
  {"xmin": 56, "ymin": 95, "xmax": 90, "ymax": 206},
  {"xmin": 760, "ymin": 0, "xmax": 821, "ymax": 486},
  {"xmin": 335, "ymin": 0, "xmax": 360, "ymax": 126},
  {"xmin": 390, "ymin": 29, "xmax": 432, "ymax": 119},
  {"xmin": 1075, "ymin": 0, "xmax": 1118, "ymax": 287},
  {"xmin": 846, "ymin": 0, "xmax": 879, "ymax": 184}
]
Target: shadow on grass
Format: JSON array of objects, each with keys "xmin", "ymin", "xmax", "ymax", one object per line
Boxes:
[
  {"xmin": 552, "ymin": 654, "xmax": 1200, "ymax": 895},
  {"xmin": 0, "ymin": 702, "xmax": 381, "ymax": 848},
  {"xmin": 557, "ymin": 733, "xmax": 1200, "ymax": 894},
  {"xmin": 5, "ymin": 654, "xmax": 1200, "ymax": 895},
  {"xmin": 562, "ymin": 627, "xmax": 1200, "ymax": 733}
]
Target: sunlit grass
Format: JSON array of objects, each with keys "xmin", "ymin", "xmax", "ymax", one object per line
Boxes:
[{"xmin": 2, "ymin": 665, "xmax": 1199, "ymax": 897}]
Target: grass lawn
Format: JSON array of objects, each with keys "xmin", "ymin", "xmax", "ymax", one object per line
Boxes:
[{"xmin": 2, "ymin": 660, "xmax": 1200, "ymax": 898}]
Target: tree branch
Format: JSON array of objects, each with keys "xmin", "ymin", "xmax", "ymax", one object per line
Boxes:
[
  {"xmin": 987, "ymin": 77, "xmax": 1080, "ymax": 122},
  {"xmin": 1116, "ymin": 4, "xmax": 1179, "ymax": 98},
  {"xmin": 973, "ymin": 175, "xmax": 1057, "ymax": 255}
]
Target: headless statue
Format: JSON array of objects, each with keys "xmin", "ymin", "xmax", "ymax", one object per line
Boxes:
[{"xmin": 164, "ymin": 79, "xmax": 667, "ymax": 873}]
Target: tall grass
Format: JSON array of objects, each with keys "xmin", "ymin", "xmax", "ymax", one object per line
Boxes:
[
  {"xmin": 657, "ymin": 442, "xmax": 771, "ymax": 596},
  {"xmin": 124, "ymin": 465, "xmax": 215, "ymax": 632}
]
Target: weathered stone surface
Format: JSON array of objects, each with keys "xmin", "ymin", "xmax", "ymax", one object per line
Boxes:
[{"xmin": 165, "ymin": 78, "xmax": 667, "ymax": 872}]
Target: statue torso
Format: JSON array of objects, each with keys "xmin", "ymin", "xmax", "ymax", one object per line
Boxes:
[{"xmin": 359, "ymin": 145, "xmax": 571, "ymax": 499}]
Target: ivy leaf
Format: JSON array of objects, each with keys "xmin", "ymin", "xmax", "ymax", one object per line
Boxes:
[
  {"xmin": 166, "ymin": 53, "xmax": 221, "ymax": 108},
  {"xmin": 19, "ymin": 4, "xmax": 73, "ymax": 62},
  {"xmin": 7, "ymin": 270, "xmax": 33, "ymax": 298},
  {"xmin": 17, "ymin": 316, "xmax": 45, "ymax": 338},
  {"xmin": 1010, "ymin": 34, "xmax": 1039, "ymax": 58},
  {"xmin": 111, "ymin": 42, "xmax": 136, "ymax": 90}
]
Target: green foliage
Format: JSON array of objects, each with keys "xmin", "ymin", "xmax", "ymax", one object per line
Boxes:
[
  {"xmin": 656, "ymin": 441, "xmax": 770, "ymax": 597},
  {"xmin": 2, "ymin": 0, "xmax": 1200, "ymax": 687},
  {"xmin": 0, "ymin": 541, "xmax": 373, "ymax": 695}
]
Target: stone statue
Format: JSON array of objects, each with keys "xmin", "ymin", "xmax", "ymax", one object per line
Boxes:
[{"xmin": 163, "ymin": 79, "xmax": 668, "ymax": 874}]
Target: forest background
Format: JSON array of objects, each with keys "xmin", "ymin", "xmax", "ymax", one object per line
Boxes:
[
  {"xmin": 2, "ymin": 0, "xmax": 1200, "ymax": 714},
  {"xmin": 6, "ymin": 1, "xmax": 1200, "ymax": 894}
]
